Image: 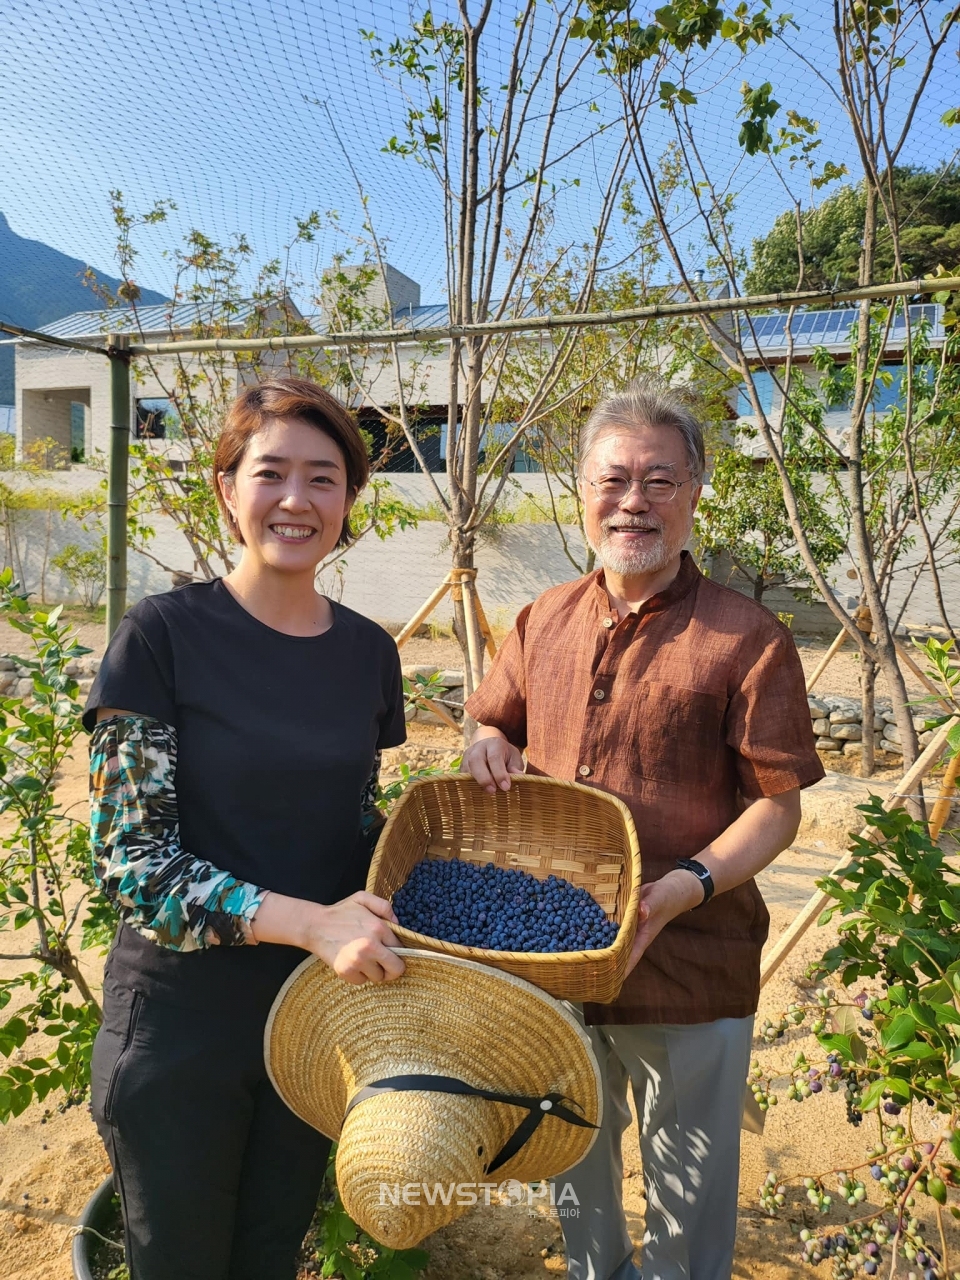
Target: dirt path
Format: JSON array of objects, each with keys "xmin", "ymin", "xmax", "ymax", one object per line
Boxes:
[{"xmin": 0, "ymin": 626, "xmax": 950, "ymax": 1279}]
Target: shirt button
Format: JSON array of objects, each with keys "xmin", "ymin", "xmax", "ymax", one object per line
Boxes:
[
  {"xmin": 593, "ymin": 688, "xmax": 605, "ymax": 700},
  {"xmin": 578, "ymin": 765, "xmax": 592, "ymax": 777},
  {"xmin": 602, "ymin": 617, "xmax": 614, "ymax": 628}
]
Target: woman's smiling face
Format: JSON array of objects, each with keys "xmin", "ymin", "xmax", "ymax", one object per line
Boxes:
[{"xmin": 218, "ymin": 416, "xmax": 355, "ymax": 573}]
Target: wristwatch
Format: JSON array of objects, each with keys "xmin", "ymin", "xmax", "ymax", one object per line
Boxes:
[{"xmin": 675, "ymin": 858, "xmax": 714, "ymax": 908}]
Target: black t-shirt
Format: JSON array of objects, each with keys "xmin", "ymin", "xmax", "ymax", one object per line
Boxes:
[{"xmin": 85, "ymin": 579, "xmax": 406, "ymax": 1011}]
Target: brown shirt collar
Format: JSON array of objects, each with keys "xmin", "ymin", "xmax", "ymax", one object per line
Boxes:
[{"xmin": 590, "ymin": 549, "xmax": 702, "ymax": 619}]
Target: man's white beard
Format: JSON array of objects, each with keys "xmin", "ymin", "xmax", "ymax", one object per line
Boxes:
[{"xmin": 588, "ymin": 517, "xmax": 690, "ymax": 576}]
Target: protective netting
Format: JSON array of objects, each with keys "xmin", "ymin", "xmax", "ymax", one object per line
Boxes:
[{"xmin": 1, "ymin": 0, "xmax": 955, "ymax": 328}]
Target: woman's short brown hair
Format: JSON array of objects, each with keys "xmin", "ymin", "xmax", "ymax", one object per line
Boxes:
[{"xmin": 213, "ymin": 378, "xmax": 370, "ymax": 548}]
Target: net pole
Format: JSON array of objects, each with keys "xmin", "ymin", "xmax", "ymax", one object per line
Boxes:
[
  {"xmin": 125, "ymin": 275, "xmax": 960, "ymax": 357},
  {"xmin": 106, "ymin": 337, "xmax": 131, "ymax": 643}
]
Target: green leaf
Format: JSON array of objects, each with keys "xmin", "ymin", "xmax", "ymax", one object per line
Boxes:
[
  {"xmin": 940, "ymin": 900, "xmax": 960, "ymax": 923},
  {"xmin": 950, "ymin": 1129, "xmax": 960, "ymax": 1161},
  {"xmin": 882, "ymin": 1013, "xmax": 917, "ymax": 1051},
  {"xmin": 860, "ymin": 1077, "xmax": 886, "ymax": 1111},
  {"xmin": 898, "ymin": 1040, "xmax": 938, "ymax": 1060},
  {"xmin": 397, "ymin": 1247, "xmax": 430, "ymax": 1269},
  {"xmin": 886, "ymin": 1076, "xmax": 912, "ymax": 1102}
]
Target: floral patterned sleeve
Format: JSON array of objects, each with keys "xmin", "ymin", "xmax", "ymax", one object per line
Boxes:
[
  {"xmin": 360, "ymin": 750, "xmax": 384, "ymax": 840},
  {"xmin": 89, "ymin": 715, "xmax": 266, "ymax": 951}
]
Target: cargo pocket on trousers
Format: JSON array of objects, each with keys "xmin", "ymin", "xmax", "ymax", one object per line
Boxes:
[{"xmin": 92, "ymin": 984, "xmax": 144, "ymax": 1127}]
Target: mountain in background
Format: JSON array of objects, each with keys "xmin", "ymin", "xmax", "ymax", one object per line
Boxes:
[{"xmin": 0, "ymin": 212, "xmax": 167, "ymax": 404}]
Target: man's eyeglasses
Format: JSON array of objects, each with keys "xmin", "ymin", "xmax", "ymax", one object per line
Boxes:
[{"xmin": 586, "ymin": 474, "xmax": 695, "ymax": 505}]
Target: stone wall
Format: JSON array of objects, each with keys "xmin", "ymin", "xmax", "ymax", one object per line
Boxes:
[
  {"xmin": 806, "ymin": 692, "xmax": 936, "ymax": 761},
  {"xmin": 0, "ymin": 654, "xmax": 100, "ymax": 698}
]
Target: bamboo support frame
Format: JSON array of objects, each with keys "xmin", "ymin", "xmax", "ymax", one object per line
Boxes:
[
  {"xmin": 759, "ymin": 716, "xmax": 959, "ymax": 989},
  {"xmin": 805, "ymin": 628, "xmax": 849, "ymax": 694},
  {"xmin": 120, "ymin": 275, "xmax": 960, "ymax": 357},
  {"xmin": 105, "ymin": 338, "xmax": 131, "ymax": 643},
  {"xmin": 928, "ymin": 749, "xmax": 960, "ymax": 843}
]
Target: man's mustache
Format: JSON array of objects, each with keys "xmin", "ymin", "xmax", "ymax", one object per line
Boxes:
[{"xmin": 600, "ymin": 518, "xmax": 663, "ymax": 533}]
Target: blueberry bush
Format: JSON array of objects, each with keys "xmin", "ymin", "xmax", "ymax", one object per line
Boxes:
[
  {"xmin": 0, "ymin": 569, "xmax": 115, "ymax": 1122},
  {"xmin": 750, "ymin": 776, "xmax": 960, "ymax": 1279}
]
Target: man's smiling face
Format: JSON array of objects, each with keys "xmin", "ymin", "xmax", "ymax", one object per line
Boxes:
[{"xmin": 579, "ymin": 424, "xmax": 702, "ymax": 578}]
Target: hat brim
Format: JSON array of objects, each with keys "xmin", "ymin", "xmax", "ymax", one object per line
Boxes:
[{"xmin": 264, "ymin": 948, "xmax": 603, "ymax": 1183}]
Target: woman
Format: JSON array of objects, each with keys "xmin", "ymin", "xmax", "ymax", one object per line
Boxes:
[{"xmin": 86, "ymin": 379, "xmax": 406, "ymax": 1280}]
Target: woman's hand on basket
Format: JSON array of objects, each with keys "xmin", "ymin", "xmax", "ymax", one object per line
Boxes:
[
  {"xmin": 624, "ymin": 873, "xmax": 704, "ymax": 976},
  {"xmin": 252, "ymin": 891, "xmax": 405, "ymax": 984},
  {"xmin": 461, "ymin": 727, "xmax": 525, "ymax": 794}
]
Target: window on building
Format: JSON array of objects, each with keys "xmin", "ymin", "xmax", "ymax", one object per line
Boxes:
[
  {"xmin": 70, "ymin": 403, "xmax": 86, "ymax": 462},
  {"xmin": 135, "ymin": 398, "xmax": 182, "ymax": 440},
  {"xmin": 737, "ymin": 371, "xmax": 777, "ymax": 416}
]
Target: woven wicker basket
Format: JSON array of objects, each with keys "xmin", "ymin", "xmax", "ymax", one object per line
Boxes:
[{"xmin": 367, "ymin": 774, "xmax": 641, "ymax": 1003}]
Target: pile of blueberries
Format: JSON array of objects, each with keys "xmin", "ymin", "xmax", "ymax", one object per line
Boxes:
[{"xmin": 392, "ymin": 857, "xmax": 619, "ymax": 952}]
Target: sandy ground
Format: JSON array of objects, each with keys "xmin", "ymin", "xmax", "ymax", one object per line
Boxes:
[{"xmin": 0, "ymin": 624, "xmax": 954, "ymax": 1279}]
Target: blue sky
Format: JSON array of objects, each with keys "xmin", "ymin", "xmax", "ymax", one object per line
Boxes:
[{"xmin": 0, "ymin": 0, "xmax": 955, "ymax": 315}]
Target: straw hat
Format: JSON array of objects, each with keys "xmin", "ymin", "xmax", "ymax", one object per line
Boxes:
[{"xmin": 264, "ymin": 949, "xmax": 602, "ymax": 1249}]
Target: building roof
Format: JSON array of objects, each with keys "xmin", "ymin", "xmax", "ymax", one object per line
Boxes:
[
  {"xmin": 739, "ymin": 302, "xmax": 943, "ymax": 357},
  {"xmin": 36, "ymin": 299, "xmax": 293, "ymax": 341}
]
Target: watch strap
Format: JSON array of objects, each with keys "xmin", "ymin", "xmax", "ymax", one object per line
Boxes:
[{"xmin": 675, "ymin": 858, "xmax": 714, "ymax": 907}]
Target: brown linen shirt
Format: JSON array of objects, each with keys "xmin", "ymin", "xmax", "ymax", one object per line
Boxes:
[{"xmin": 465, "ymin": 552, "xmax": 824, "ymax": 1027}]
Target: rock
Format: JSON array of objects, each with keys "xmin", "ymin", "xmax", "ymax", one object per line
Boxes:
[
  {"xmin": 882, "ymin": 710, "xmax": 897, "ymax": 724},
  {"xmin": 798, "ymin": 772, "xmax": 895, "ymax": 849},
  {"xmin": 0, "ymin": 657, "xmax": 16, "ymax": 671},
  {"xmin": 843, "ymin": 742, "xmax": 864, "ymax": 756},
  {"xmin": 918, "ymin": 729, "xmax": 935, "ymax": 747},
  {"xmin": 877, "ymin": 740, "xmax": 901, "ymax": 755},
  {"xmin": 401, "ymin": 664, "xmax": 440, "ymax": 681},
  {"xmin": 812, "ymin": 717, "xmax": 831, "ymax": 736},
  {"xmin": 830, "ymin": 722, "xmax": 862, "ymax": 741},
  {"xmin": 913, "ymin": 715, "xmax": 930, "ymax": 732},
  {"xmin": 807, "ymin": 696, "xmax": 829, "ymax": 717},
  {"xmin": 403, "ymin": 704, "xmax": 416, "ymax": 722},
  {"xmin": 872, "ymin": 714, "xmax": 886, "ymax": 731},
  {"xmin": 15, "ymin": 678, "xmax": 33, "ymax": 697},
  {"xmin": 816, "ymin": 737, "xmax": 842, "ymax": 751},
  {"xmin": 437, "ymin": 669, "xmax": 465, "ymax": 688},
  {"xmin": 829, "ymin": 707, "xmax": 861, "ymax": 725},
  {"xmin": 883, "ymin": 722, "xmax": 901, "ymax": 743},
  {"xmin": 77, "ymin": 678, "xmax": 94, "ymax": 695},
  {"xmin": 0, "ymin": 673, "xmax": 15, "ymax": 694},
  {"xmin": 65, "ymin": 660, "xmax": 82, "ymax": 675},
  {"xmin": 822, "ymin": 694, "xmax": 858, "ymax": 713}
]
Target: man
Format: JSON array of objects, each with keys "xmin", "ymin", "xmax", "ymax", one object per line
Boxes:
[{"xmin": 462, "ymin": 377, "xmax": 823, "ymax": 1280}]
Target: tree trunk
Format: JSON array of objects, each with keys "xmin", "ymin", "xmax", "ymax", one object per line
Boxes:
[{"xmin": 860, "ymin": 655, "xmax": 876, "ymax": 778}]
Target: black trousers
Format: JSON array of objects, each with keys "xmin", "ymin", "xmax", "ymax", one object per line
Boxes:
[{"xmin": 91, "ymin": 971, "xmax": 331, "ymax": 1280}]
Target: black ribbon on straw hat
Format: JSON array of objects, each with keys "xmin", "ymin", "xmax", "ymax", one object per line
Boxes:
[{"xmin": 343, "ymin": 1073, "xmax": 599, "ymax": 1174}]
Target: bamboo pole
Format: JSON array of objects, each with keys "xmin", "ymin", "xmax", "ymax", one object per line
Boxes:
[
  {"xmin": 394, "ymin": 578, "xmax": 454, "ymax": 649},
  {"xmin": 105, "ymin": 337, "xmax": 131, "ymax": 643},
  {"xmin": 806, "ymin": 628, "xmax": 849, "ymax": 695},
  {"xmin": 759, "ymin": 715, "xmax": 959, "ymax": 989},
  {"xmin": 125, "ymin": 276, "xmax": 960, "ymax": 356},
  {"xmin": 471, "ymin": 586, "xmax": 498, "ymax": 659},
  {"xmin": 929, "ymin": 749, "xmax": 960, "ymax": 843}
]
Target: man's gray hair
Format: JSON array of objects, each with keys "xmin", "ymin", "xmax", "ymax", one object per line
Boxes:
[{"xmin": 578, "ymin": 376, "xmax": 706, "ymax": 482}]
